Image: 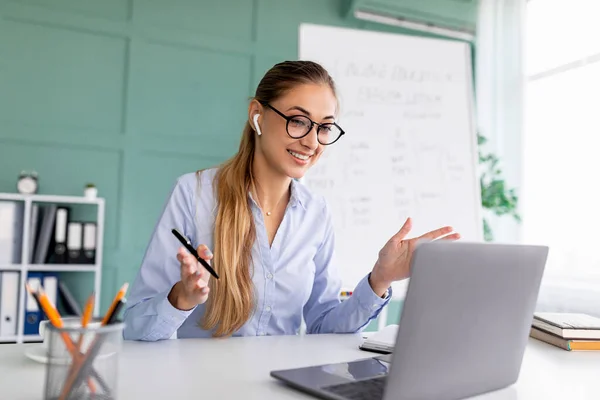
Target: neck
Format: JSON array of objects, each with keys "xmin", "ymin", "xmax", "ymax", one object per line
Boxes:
[{"xmin": 251, "ymin": 154, "xmax": 291, "ymax": 212}]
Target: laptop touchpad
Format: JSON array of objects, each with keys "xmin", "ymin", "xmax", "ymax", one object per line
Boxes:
[{"xmin": 320, "ymin": 358, "xmax": 391, "ymax": 382}]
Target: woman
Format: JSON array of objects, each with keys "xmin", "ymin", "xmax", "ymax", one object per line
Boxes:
[{"xmin": 123, "ymin": 60, "xmax": 459, "ymax": 341}]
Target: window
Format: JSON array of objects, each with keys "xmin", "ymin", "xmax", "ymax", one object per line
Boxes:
[{"xmin": 524, "ymin": 1, "xmax": 600, "ymax": 310}]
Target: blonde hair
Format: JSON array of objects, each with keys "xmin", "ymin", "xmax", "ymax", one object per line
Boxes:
[{"xmin": 201, "ymin": 60, "xmax": 337, "ymax": 337}]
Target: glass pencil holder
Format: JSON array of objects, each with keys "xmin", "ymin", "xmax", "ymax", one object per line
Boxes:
[{"xmin": 44, "ymin": 321, "xmax": 125, "ymax": 400}]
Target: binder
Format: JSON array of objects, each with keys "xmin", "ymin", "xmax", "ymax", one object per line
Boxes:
[
  {"xmin": 0, "ymin": 271, "xmax": 19, "ymax": 336},
  {"xmin": 24, "ymin": 272, "xmax": 43, "ymax": 335},
  {"xmin": 30, "ymin": 204, "xmax": 40, "ymax": 263},
  {"xmin": 48, "ymin": 207, "xmax": 69, "ymax": 264},
  {"xmin": 82, "ymin": 222, "xmax": 97, "ymax": 264},
  {"xmin": 67, "ymin": 222, "xmax": 83, "ymax": 264},
  {"xmin": 43, "ymin": 272, "xmax": 58, "ymax": 313},
  {"xmin": 34, "ymin": 204, "xmax": 57, "ymax": 264},
  {"xmin": 58, "ymin": 280, "xmax": 82, "ymax": 316},
  {"xmin": 0, "ymin": 201, "xmax": 24, "ymax": 264}
]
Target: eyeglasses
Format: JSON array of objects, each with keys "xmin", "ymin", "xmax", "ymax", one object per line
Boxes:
[{"xmin": 261, "ymin": 102, "xmax": 345, "ymax": 145}]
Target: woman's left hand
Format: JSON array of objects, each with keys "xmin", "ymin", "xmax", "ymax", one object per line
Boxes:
[{"xmin": 368, "ymin": 217, "xmax": 461, "ymax": 296}]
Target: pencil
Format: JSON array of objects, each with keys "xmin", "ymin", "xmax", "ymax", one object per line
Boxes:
[
  {"xmin": 76, "ymin": 292, "xmax": 95, "ymax": 352},
  {"xmin": 101, "ymin": 283, "xmax": 128, "ymax": 326}
]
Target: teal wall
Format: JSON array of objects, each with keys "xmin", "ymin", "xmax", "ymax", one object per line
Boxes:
[{"xmin": 0, "ymin": 0, "xmax": 476, "ymax": 328}]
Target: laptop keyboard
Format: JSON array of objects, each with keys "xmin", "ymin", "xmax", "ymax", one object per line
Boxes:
[{"xmin": 322, "ymin": 376, "xmax": 386, "ymax": 400}]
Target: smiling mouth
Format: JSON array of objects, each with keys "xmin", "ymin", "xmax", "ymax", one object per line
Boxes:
[{"xmin": 287, "ymin": 150, "xmax": 311, "ymax": 161}]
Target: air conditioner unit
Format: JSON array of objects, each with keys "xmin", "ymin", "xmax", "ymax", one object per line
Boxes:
[{"xmin": 345, "ymin": 0, "xmax": 477, "ymax": 42}]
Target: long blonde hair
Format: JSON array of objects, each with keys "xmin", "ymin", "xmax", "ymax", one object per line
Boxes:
[{"xmin": 201, "ymin": 60, "xmax": 337, "ymax": 337}]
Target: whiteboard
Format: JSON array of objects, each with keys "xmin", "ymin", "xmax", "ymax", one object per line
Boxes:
[{"xmin": 299, "ymin": 24, "xmax": 483, "ymax": 296}]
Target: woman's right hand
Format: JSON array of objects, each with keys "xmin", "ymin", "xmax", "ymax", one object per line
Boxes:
[{"xmin": 168, "ymin": 245, "xmax": 213, "ymax": 311}]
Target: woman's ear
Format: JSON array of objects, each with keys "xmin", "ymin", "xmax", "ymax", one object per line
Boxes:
[{"xmin": 248, "ymin": 99, "xmax": 263, "ymax": 134}]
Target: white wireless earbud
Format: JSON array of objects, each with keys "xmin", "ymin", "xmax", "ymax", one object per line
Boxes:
[{"xmin": 253, "ymin": 114, "xmax": 262, "ymax": 136}]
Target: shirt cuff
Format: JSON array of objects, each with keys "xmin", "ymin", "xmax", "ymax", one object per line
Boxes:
[
  {"xmin": 353, "ymin": 273, "xmax": 392, "ymax": 312},
  {"xmin": 156, "ymin": 288, "xmax": 197, "ymax": 325}
]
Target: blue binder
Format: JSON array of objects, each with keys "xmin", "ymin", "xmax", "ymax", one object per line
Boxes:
[{"xmin": 24, "ymin": 271, "xmax": 44, "ymax": 336}]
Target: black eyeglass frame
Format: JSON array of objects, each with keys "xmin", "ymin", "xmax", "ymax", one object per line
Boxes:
[{"xmin": 260, "ymin": 102, "xmax": 345, "ymax": 145}]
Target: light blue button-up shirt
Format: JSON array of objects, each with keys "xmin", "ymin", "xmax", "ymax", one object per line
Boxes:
[{"xmin": 123, "ymin": 168, "xmax": 391, "ymax": 341}]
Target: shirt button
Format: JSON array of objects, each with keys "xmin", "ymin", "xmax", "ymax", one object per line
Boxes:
[
  {"xmin": 267, "ymin": 273, "xmax": 273, "ymax": 279},
  {"xmin": 372, "ymin": 304, "xmax": 379, "ymax": 309},
  {"xmin": 266, "ymin": 306, "xmax": 272, "ymax": 312}
]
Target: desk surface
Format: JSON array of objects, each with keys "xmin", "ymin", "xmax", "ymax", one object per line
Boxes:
[{"xmin": 0, "ymin": 334, "xmax": 599, "ymax": 399}]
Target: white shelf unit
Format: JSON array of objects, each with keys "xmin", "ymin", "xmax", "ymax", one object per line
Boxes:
[{"xmin": 0, "ymin": 193, "xmax": 104, "ymax": 344}]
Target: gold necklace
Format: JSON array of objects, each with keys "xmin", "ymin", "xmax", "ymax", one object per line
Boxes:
[{"xmin": 252, "ymin": 181, "xmax": 287, "ymax": 216}]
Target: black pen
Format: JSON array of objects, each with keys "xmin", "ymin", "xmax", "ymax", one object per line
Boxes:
[
  {"xmin": 107, "ymin": 298, "xmax": 126, "ymax": 324},
  {"xmin": 171, "ymin": 228, "xmax": 220, "ymax": 279}
]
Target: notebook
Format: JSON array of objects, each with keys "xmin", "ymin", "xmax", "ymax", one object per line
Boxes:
[
  {"xmin": 530, "ymin": 326, "xmax": 600, "ymax": 351},
  {"xmin": 359, "ymin": 324, "xmax": 398, "ymax": 354},
  {"xmin": 533, "ymin": 312, "xmax": 600, "ymax": 340}
]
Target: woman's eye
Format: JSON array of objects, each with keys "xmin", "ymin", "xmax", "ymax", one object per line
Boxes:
[{"xmin": 291, "ymin": 118, "xmax": 308, "ymax": 127}]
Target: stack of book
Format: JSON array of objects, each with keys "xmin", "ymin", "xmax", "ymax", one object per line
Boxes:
[{"xmin": 531, "ymin": 312, "xmax": 600, "ymax": 351}]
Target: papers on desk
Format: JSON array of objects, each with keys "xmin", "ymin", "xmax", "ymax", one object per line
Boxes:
[
  {"xmin": 531, "ymin": 312, "xmax": 600, "ymax": 351},
  {"xmin": 359, "ymin": 324, "xmax": 398, "ymax": 354}
]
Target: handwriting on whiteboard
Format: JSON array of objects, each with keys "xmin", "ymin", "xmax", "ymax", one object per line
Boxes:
[{"xmin": 342, "ymin": 61, "xmax": 463, "ymax": 83}]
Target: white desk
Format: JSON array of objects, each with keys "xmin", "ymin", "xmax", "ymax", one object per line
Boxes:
[{"xmin": 0, "ymin": 334, "xmax": 599, "ymax": 399}]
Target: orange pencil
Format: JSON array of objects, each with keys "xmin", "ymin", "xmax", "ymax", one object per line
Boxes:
[
  {"xmin": 101, "ymin": 283, "xmax": 128, "ymax": 326},
  {"xmin": 27, "ymin": 285, "xmax": 97, "ymax": 393},
  {"xmin": 76, "ymin": 292, "xmax": 95, "ymax": 351}
]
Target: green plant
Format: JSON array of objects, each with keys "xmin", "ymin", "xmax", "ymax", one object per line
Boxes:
[{"xmin": 478, "ymin": 134, "xmax": 521, "ymax": 241}]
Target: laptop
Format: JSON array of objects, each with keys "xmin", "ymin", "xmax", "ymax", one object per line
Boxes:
[{"xmin": 271, "ymin": 241, "xmax": 549, "ymax": 400}]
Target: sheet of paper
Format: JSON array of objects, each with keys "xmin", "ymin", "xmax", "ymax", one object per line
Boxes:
[{"xmin": 364, "ymin": 324, "xmax": 399, "ymax": 346}]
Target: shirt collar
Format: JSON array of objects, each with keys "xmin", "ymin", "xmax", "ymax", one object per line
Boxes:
[{"xmin": 290, "ymin": 179, "xmax": 308, "ymax": 210}]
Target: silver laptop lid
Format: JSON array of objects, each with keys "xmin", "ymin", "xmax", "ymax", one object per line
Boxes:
[{"xmin": 384, "ymin": 241, "xmax": 548, "ymax": 400}]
